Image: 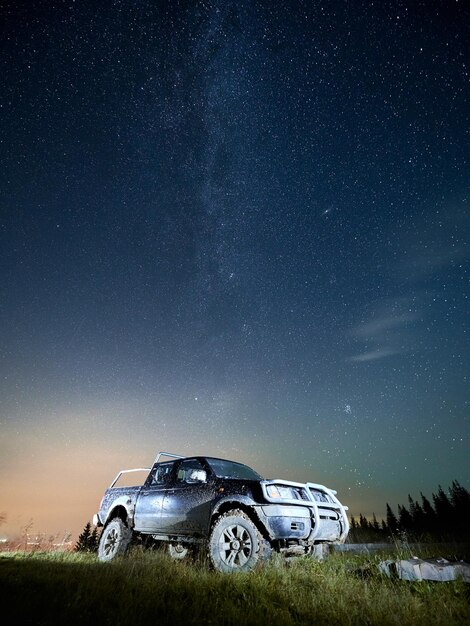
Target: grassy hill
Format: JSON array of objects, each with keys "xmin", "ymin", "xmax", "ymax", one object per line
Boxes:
[{"xmin": 0, "ymin": 547, "xmax": 469, "ymax": 625}]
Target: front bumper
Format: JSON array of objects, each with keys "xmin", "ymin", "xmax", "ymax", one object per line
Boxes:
[
  {"xmin": 259, "ymin": 504, "xmax": 312, "ymax": 539},
  {"xmin": 92, "ymin": 513, "xmax": 103, "ymax": 527},
  {"xmin": 259, "ymin": 480, "xmax": 349, "ymax": 544}
]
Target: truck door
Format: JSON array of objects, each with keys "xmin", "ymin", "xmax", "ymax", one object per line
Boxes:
[
  {"xmin": 133, "ymin": 461, "xmax": 175, "ymax": 532},
  {"xmin": 160, "ymin": 458, "xmax": 214, "ymax": 536}
]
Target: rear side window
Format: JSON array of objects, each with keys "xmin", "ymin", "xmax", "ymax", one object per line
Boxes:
[{"xmin": 176, "ymin": 459, "xmax": 206, "ymax": 483}]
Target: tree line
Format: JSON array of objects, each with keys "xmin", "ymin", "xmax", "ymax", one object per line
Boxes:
[{"xmin": 348, "ymin": 480, "xmax": 470, "ymax": 543}]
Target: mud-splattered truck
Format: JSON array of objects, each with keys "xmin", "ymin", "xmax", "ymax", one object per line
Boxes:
[{"xmin": 94, "ymin": 452, "xmax": 349, "ymax": 572}]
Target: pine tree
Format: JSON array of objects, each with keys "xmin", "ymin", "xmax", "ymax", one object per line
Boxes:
[
  {"xmin": 408, "ymin": 495, "xmax": 425, "ymax": 534},
  {"xmin": 449, "ymin": 480, "xmax": 470, "ymax": 538},
  {"xmin": 89, "ymin": 526, "xmax": 99, "ymax": 552},
  {"xmin": 420, "ymin": 492, "xmax": 437, "ymax": 535},
  {"xmin": 75, "ymin": 522, "xmax": 92, "ymax": 552},
  {"xmin": 372, "ymin": 513, "xmax": 380, "ymax": 533},
  {"xmin": 359, "ymin": 513, "xmax": 368, "ymax": 530},
  {"xmin": 386, "ymin": 503, "xmax": 398, "ymax": 534},
  {"xmin": 398, "ymin": 504, "xmax": 413, "ymax": 533},
  {"xmin": 450, "ymin": 480, "xmax": 470, "ymax": 510},
  {"xmin": 433, "ymin": 485, "xmax": 454, "ymax": 536}
]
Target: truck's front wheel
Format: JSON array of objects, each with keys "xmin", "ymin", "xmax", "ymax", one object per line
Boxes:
[
  {"xmin": 208, "ymin": 509, "xmax": 267, "ymax": 573},
  {"xmin": 97, "ymin": 518, "xmax": 132, "ymax": 562}
]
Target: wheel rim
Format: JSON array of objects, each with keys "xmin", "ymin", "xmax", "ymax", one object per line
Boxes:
[
  {"xmin": 103, "ymin": 527, "xmax": 119, "ymax": 557},
  {"xmin": 173, "ymin": 543, "xmax": 186, "ymax": 554},
  {"xmin": 218, "ymin": 524, "xmax": 253, "ymax": 568}
]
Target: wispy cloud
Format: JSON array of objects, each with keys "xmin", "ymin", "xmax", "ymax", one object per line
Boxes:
[
  {"xmin": 349, "ymin": 348, "xmax": 400, "ymax": 362},
  {"xmin": 347, "ymin": 298, "xmax": 419, "ymax": 363},
  {"xmin": 347, "ymin": 197, "xmax": 466, "ymax": 364},
  {"xmin": 352, "ymin": 312, "xmax": 417, "ymax": 338}
]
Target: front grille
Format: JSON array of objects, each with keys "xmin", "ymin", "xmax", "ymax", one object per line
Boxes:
[
  {"xmin": 295, "ymin": 488, "xmax": 310, "ymax": 501},
  {"xmin": 309, "ymin": 488, "xmax": 331, "ymax": 503},
  {"xmin": 318, "ymin": 507, "xmax": 339, "ymax": 520}
]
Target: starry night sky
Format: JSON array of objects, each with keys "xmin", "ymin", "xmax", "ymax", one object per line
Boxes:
[{"xmin": 1, "ymin": 0, "xmax": 469, "ymax": 539}]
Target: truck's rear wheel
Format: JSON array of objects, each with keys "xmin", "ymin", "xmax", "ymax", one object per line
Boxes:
[
  {"xmin": 167, "ymin": 542, "xmax": 190, "ymax": 560},
  {"xmin": 98, "ymin": 518, "xmax": 132, "ymax": 562},
  {"xmin": 208, "ymin": 509, "xmax": 267, "ymax": 573}
]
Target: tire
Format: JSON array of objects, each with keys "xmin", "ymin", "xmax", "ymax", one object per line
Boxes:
[
  {"xmin": 208, "ymin": 509, "xmax": 268, "ymax": 573},
  {"xmin": 97, "ymin": 518, "xmax": 133, "ymax": 562},
  {"xmin": 167, "ymin": 542, "xmax": 190, "ymax": 560},
  {"xmin": 309, "ymin": 543, "xmax": 330, "ymax": 560}
]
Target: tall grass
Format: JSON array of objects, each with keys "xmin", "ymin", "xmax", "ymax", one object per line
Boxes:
[{"xmin": 0, "ymin": 548, "xmax": 468, "ymax": 625}]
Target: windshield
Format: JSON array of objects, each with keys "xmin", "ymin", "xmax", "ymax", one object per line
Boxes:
[{"xmin": 206, "ymin": 458, "xmax": 262, "ymax": 480}]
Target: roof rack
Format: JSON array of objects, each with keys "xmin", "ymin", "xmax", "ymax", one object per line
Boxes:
[{"xmin": 154, "ymin": 451, "xmax": 185, "ymax": 463}]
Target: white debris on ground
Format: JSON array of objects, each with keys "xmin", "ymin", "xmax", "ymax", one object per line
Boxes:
[{"xmin": 379, "ymin": 557, "xmax": 470, "ymax": 582}]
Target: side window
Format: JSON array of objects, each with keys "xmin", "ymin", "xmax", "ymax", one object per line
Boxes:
[
  {"xmin": 150, "ymin": 462, "xmax": 174, "ymax": 486},
  {"xmin": 176, "ymin": 459, "xmax": 206, "ymax": 484}
]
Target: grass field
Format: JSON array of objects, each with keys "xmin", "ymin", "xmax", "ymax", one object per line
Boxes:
[{"xmin": 0, "ymin": 547, "xmax": 469, "ymax": 625}]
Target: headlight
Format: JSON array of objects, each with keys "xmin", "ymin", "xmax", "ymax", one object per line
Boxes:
[{"xmin": 266, "ymin": 485, "xmax": 295, "ymax": 499}]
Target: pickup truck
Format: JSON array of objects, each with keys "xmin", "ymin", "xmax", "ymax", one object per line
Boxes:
[{"xmin": 94, "ymin": 452, "xmax": 349, "ymax": 572}]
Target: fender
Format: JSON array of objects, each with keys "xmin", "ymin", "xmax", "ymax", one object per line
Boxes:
[
  {"xmin": 104, "ymin": 495, "xmax": 135, "ymax": 526},
  {"xmin": 211, "ymin": 495, "xmax": 270, "ymax": 536},
  {"xmin": 211, "ymin": 493, "xmax": 257, "ymax": 516}
]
